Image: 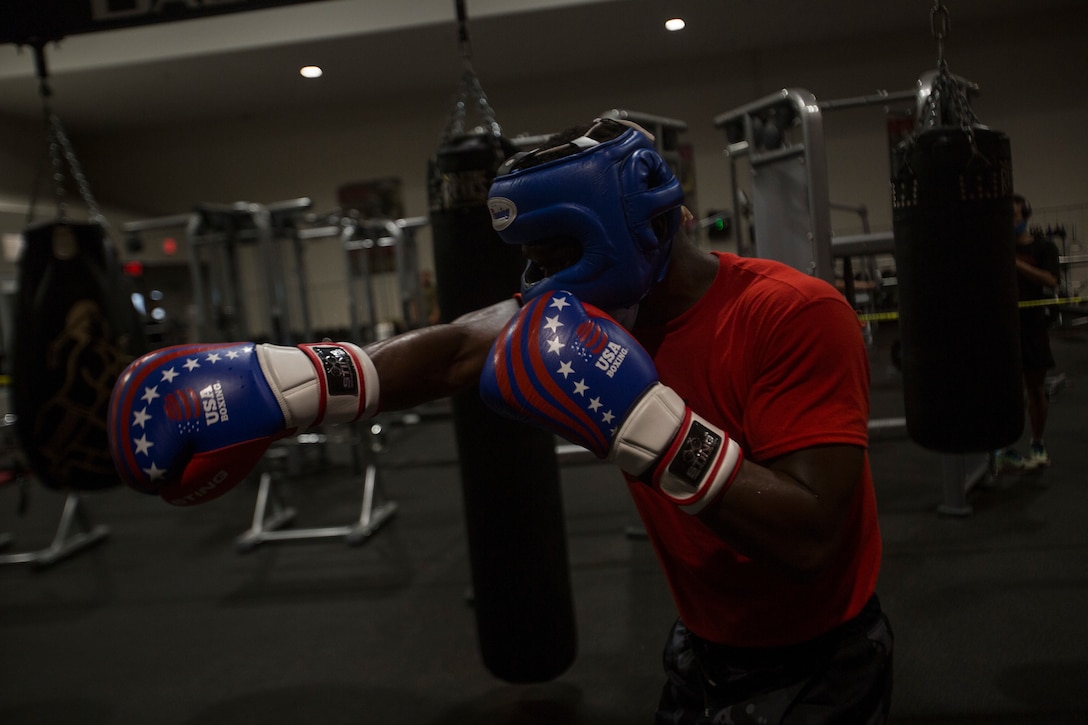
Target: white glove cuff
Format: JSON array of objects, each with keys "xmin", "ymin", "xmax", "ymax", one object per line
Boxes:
[
  {"xmin": 609, "ymin": 383, "xmax": 742, "ymax": 515},
  {"xmin": 608, "ymin": 383, "xmax": 686, "ymax": 476},
  {"xmin": 258, "ymin": 343, "xmax": 379, "ymax": 430}
]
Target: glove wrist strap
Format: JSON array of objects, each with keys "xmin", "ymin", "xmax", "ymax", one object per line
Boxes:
[
  {"xmin": 610, "ymin": 384, "xmax": 741, "ymax": 515},
  {"xmin": 652, "ymin": 412, "xmax": 742, "ymax": 514},
  {"xmin": 258, "ymin": 343, "xmax": 379, "ymax": 430}
]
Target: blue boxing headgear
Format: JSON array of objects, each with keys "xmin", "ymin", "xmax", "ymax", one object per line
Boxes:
[{"xmin": 487, "ymin": 121, "xmax": 684, "ymax": 312}]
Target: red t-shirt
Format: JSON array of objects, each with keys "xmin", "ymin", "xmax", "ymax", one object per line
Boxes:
[{"xmin": 629, "ymin": 252, "xmax": 882, "ymax": 647}]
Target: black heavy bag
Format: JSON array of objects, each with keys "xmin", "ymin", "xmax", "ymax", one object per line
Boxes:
[
  {"xmin": 429, "ymin": 132, "xmax": 577, "ymax": 683},
  {"xmin": 891, "ymin": 127, "xmax": 1023, "ymax": 452},
  {"xmin": 12, "ymin": 221, "xmax": 146, "ymax": 490}
]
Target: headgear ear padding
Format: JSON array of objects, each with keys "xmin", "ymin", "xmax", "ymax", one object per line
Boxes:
[{"xmin": 487, "ymin": 126, "xmax": 684, "ymax": 312}]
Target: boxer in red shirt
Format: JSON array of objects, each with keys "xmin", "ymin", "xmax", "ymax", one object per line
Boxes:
[{"xmin": 110, "ymin": 118, "xmax": 892, "ymax": 723}]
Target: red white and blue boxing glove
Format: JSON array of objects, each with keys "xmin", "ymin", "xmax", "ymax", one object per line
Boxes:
[
  {"xmin": 480, "ymin": 291, "xmax": 742, "ymax": 514},
  {"xmin": 108, "ymin": 342, "xmax": 379, "ymax": 506}
]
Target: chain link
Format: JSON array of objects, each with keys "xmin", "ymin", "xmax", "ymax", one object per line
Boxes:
[
  {"xmin": 440, "ymin": 3, "xmax": 503, "ymax": 145},
  {"xmin": 920, "ymin": 0, "xmax": 979, "ymax": 136},
  {"xmin": 31, "ymin": 43, "xmax": 107, "ymax": 228},
  {"xmin": 46, "ymin": 112, "xmax": 68, "ymax": 220},
  {"xmin": 897, "ymin": 0, "xmax": 985, "ymax": 168},
  {"xmin": 442, "ymin": 64, "xmax": 502, "ymax": 141},
  {"xmin": 48, "ymin": 112, "xmax": 105, "ymax": 226},
  {"xmin": 930, "ymin": 0, "xmax": 951, "ymax": 69},
  {"xmin": 921, "ymin": 67, "xmax": 981, "ymax": 153}
]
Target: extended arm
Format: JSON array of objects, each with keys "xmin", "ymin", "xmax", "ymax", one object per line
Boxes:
[
  {"xmin": 365, "ymin": 299, "xmax": 518, "ymax": 411},
  {"xmin": 108, "ymin": 299, "xmax": 517, "ymax": 505}
]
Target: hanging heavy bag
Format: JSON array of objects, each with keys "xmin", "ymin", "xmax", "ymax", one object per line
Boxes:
[
  {"xmin": 891, "ymin": 126, "xmax": 1023, "ymax": 452},
  {"xmin": 12, "ymin": 220, "xmax": 146, "ymax": 490},
  {"xmin": 429, "ymin": 131, "xmax": 577, "ymax": 683}
]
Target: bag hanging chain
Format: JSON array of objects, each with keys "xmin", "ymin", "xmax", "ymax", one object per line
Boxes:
[
  {"xmin": 31, "ymin": 42, "xmax": 106, "ymax": 228},
  {"xmin": 920, "ymin": 0, "xmax": 980, "ymax": 136},
  {"xmin": 931, "ymin": 0, "xmax": 950, "ymax": 72},
  {"xmin": 440, "ymin": 0, "xmax": 503, "ymax": 145},
  {"xmin": 891, "ymin": 0, "xmax": 991, "ymax": 194},
  {"xmin": 48, "ymin": 112, "xmax": 105, "ymax": 226}
]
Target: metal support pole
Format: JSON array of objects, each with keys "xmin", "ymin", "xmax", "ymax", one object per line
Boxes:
[{"xmin": 937, "ymin": 453, "xmax": 990, "ymax": 517}]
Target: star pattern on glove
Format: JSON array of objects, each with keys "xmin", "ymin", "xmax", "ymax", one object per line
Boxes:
[
  {"xmin": 542, "ymin": 294, "xmax": 619, "ymax": 435},
  {"xmin": 126, "ymin": 345, "xmax": 254, "ymax": 482}
]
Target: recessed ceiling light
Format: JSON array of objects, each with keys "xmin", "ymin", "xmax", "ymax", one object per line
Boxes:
[
  {"xmin": 300, "ymin": 65, "xmax": 323, "ymax": 79},
  {"xmin": 665, "ymin": 17, "xmax": 686, "ymax": 32}
]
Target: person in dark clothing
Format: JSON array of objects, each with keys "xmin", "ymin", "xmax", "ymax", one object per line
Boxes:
[{"xmin": 994, "ymin": 193, "xmax": 1061, "ymax": 472}]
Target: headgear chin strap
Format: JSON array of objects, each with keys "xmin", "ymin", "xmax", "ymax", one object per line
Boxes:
[{"xmin": 487, "ymin": 124, "xmax": 684, "ymax": 312}]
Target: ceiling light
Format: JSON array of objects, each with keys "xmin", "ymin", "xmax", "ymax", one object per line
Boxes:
[
  {"xmin": 300, "ymin": 65, "xmax": 323, "ymax": 79},
  {"xmin": 665, "ymin": 17, "xmax": 686, "ymax": 32}
]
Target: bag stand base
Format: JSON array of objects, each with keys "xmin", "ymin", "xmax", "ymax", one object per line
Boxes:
[
  {"xmin": 235, "ymin": 426, "xmax": 398, "ymax": 553},
  {"xmin": 0, "ymin": 491, "xmax": 110, "ymax": 568}
]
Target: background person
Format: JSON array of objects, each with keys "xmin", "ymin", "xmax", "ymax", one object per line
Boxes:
[{"xmin": 995, "ymin": 193, "xmax": 1061, "ymax": 472}]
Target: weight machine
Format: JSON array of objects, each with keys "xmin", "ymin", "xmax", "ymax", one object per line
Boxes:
[
  {"xmin": 233, "ymin": 210, "xmax": 437, "ymax": 552},
  {"xmin": 341, "ymin": 216, "xmax": 428, "ymax": 341},
  {"xmin": 185, "ymin": 198, "xmax": 315, "ymax": 345},
  {"xmin": 122, "ymin": 201, "xmax": 405, "ymax": 549}
]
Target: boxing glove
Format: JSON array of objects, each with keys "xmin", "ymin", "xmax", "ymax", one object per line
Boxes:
[
  {"xmin": 480, "ymin": 291, "xmax": 742, "ymax": 514},
  {"xmin": 108, "ymin": 341, "xmax": 379, "ymax": 506}
]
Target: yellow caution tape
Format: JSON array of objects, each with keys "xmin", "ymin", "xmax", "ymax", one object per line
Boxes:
[
  {"xmin": 858, "ymin": 296, "xmax": 1085, "ymax": 323},
  {"xmin": 858, "ymin": 311, "xmax": 902, "ymax": 322},
  {"xmin": 1018, "ymin": 296, "xmax": 1085, "ymax": 308}
]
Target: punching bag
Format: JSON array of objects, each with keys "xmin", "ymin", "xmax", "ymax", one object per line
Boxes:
[
  {"xmin": 429, "ymin": 131, "xmax": 577, "ymax": 683},
  {"xmin": 891, "ymin": 126, "xmax": 1023, "ymax": 452},
  {"xmin": 12, "ymin": 220, "xmax": 147, "ymax": 490}
]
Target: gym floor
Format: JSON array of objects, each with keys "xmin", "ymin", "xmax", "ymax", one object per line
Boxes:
[{"xmin": 2, "ymin": 324, "xmax": 1087, "ymax": 725}]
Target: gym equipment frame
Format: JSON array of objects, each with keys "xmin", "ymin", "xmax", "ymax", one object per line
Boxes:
[
  {"xmin": 1, "ymin": 402, "xmax": 108, "ymax": 567},
  {"xmin": 0, "ymin": 491, "xmax": 109, "ymax": 568},
  {"xmin": 125, "ymin": 202, "xmax": 403, "ymax": 549},
  {"xmin": 186, "ymin": 198, "xmax": 316, "ymax": 345},
  {"xmin": 714, "ymin": 71, "xmax": 991, "ymax": 516},
  {"xmin": 338, "ymin": 216, "xmax": 428, "ymax": 342},
  {"xmin": 234, "ymin": 422, "xmax": 398, "ymax": 551}
]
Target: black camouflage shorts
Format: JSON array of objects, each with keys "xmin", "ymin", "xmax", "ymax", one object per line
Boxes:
[{"xmin": 654, "ymin": 595, "xmax": 893, "ymax": 724}]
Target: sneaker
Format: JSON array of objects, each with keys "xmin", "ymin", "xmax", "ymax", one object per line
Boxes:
[
  {"xmin": 1026, "ymin": 442, "xmax": 1051, "ymax": 470},
  {"xmin": 993, "ymin": 447, "xmax": 1026, "ymax": 474}
]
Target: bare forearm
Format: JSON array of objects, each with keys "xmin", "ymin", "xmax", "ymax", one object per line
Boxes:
[
  {"xmin": 697, "ymin": 446, "xmax": 864, "ymax": 580},
  {"xmin": 363, "ymin": 300, "xmax": 518, "ymax": 411}
]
